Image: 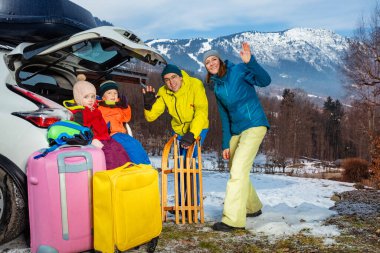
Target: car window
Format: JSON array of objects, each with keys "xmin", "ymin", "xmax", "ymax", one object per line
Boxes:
[
  {"xmin": 73, "ymin": 41, "xmax": 117, "ymax": 64},
  {"xmin": 49, "ymin": 38, "xmax": 135, "ymax": 72},
  {"xmin": 18, "ymin": 69, "xmax": 73, "ymax": 105},
  {"xmin": 19, "ymin": 71, "xmax": 57, "ymax": 86}
]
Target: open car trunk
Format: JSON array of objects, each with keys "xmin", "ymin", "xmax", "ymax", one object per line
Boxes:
[{"xmin": 5, "ymin": 26, "xmax": 166, "ymax": 105}]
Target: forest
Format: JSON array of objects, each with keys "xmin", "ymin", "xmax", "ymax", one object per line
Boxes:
[{"xmin": 121, "ymin": 80, "xmax": 370, "ymax": 163}]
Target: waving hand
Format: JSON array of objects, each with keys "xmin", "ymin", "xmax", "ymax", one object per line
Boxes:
[{"xmin": 239, "ymin": 42, "xmax": 251, "ymax": 63}]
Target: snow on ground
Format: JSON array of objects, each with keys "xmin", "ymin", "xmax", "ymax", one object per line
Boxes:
[
  {"xmin": 161, "ymin": 171, "xmax": 353, "ymax": 240},
  {"xmin": 151, "ymin": 153, "xmax": 354, "ymax": 240},
  {"xmin": 0, "ymin": 153, "xmax": 354, "ymax": 251}
]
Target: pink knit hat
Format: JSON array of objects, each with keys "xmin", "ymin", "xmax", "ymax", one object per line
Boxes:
[{"xmin": 73, "ymin": 81, "xmax": 96, "ymax": 106}]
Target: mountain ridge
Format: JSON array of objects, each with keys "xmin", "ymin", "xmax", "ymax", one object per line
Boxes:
[{"xmin": 146, "ymin": 28, "xmax": 350, "ymax": 99}]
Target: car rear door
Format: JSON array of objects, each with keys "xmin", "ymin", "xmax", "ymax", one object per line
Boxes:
[{"xmin": 5, "ymin": 26, "xmax": 166, "ymax": 74}]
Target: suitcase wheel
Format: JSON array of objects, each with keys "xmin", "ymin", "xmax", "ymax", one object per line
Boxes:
[{"xmin": 146, "ymin": 237, "xmax": 159, "ymax": 253}]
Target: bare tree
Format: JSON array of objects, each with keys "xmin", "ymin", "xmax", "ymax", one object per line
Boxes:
[{"xmin": 342, "ymin": 1, "xmax": 380, "ymax": 184}]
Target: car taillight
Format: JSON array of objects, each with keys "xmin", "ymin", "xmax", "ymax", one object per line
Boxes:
[
  {"xmin": 12, "ymin": 110, "xmax": 68, "ymax": 128},
  {"xmin": 9, "ymin": 85, "xmax": 73, "ymax": 128},
  {"xmin": 27, "ymin": 116, "xmax": 61, "ymax": 127}
]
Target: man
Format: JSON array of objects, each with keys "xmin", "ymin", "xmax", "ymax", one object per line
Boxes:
[
  {"xmin": 143, "ymin": 64, "xmax": 209, "ymax": 208},
  {"xmin": 142, "ymin": 64, "xmax": 209, "ymax": 149}
]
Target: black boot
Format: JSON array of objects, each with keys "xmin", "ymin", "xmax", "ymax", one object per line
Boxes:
[
  {"xmin": 246, "ymin": 210, "xmax": 262, "ymax": 217},
  {"xmin": 212, "ymin": 222, "xmax": 245, "ymax": 232}
]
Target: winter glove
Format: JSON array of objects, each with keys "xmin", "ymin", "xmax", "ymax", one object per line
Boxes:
[
  {"xmin": 116, "ymin": 94, "xmax": 129, "ymax": 109},
  {"xmin": 180, "ymin": 132, "xmax": 195, "ymax": 149},
  {"xmin": 143, "ymin": 91, "xmax": 156, "ymax": 110}
]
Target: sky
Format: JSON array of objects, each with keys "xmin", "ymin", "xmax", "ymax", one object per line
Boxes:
[
  {"xmin": 1, "ymin": 154, "xmax": 356, "ymax": 251},
  {"xmin": 70, "ymin": 0, "xmax": 376, "ymax": 40}
]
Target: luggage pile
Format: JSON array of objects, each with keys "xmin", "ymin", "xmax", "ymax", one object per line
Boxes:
[{"xmin": 27, "ymin": 121, "xmax": 161, "ymax": 253}]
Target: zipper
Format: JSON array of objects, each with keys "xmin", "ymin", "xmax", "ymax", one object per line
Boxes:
[
  {"xmin": 172, "ymin": 94, "xmax": 190, "ymax": 134},
  {"xmin": 173, "ymin": 95, "xmax": 183, "ymax": 124},
  {"xmin": 246, "ymin": 105, "xmax": 252, "ymax": 120},
  {"xmin": 223, "ymin": 82, "xmax": 229, "ymax": 97}
]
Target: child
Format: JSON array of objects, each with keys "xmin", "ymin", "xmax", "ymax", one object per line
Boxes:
[
  {"xmin": 98, "ymin": 80, "xmax": 151, "ymax": 165},
  {"xmin": 63, "ymin": 77, "xmax": 130, "ymax": 170}
]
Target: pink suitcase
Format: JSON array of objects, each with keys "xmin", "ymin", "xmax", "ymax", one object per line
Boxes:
[{"xmin": 27, "ymin": 145, "xmax": 106, "ymax": 253}]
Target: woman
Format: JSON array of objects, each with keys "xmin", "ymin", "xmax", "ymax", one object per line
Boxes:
[{"xmin": 203, "ymin": 42, "xmax": 271, "ymax": 232}]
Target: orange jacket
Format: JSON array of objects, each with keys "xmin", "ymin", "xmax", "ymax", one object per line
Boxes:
[{"xmin": 98, "ymin": 102, "xmax": 132, "ymax": 135}]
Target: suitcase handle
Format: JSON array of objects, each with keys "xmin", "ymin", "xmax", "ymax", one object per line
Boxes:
[
  {"xmin": 57, "ymin": 151, "xmax": 93, "ymax": 173},
  {"xmin": 123, "ymin": 162, "xmax": 135, "ymax": 169},
  {"xmin": 57, "ymin": 150, "xmax": 93, "ymax": 240}
]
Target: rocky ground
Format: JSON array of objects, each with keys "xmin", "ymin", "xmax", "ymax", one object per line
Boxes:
[
  {"xmin": 330, "ymin": 188, "xmax": 380, "ymax": 218},
  {"xmin": 154, "ymin": 188, "xmax": 380, "ymax": 253}
]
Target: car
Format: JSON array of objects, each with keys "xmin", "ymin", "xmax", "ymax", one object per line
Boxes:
[{"xmin": 0, "ymin": 25, "xmax": 166, "ymax": 244}]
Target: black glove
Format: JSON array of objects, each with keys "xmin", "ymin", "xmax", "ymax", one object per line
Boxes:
[
  {"xmin": 143, "ymin": 91, "xmax": 156, "ymax": 110},
  {"xmin": 180, "ymin": 132, "xmax": 195, "ymax": 148},
  {"xmin": 116, "ymin": 94, "xmax": 129, "ymax": 109}
]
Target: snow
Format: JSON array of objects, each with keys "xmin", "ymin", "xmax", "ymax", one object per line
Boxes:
[
  {"xmin": 187, "ymin": 53, "xmax": 204, "ymax": 73},
  {"xmin": 146, "ymin": 39, "xmax": 177, "ymax": 45},
  {"xmin": 148, "ymin": 27, "xmax": 349, "ymax": 72},
  {"xmin": 151, "ymin": 154, "xmax": 354, "ymax": 240},
  {"xmin": 1, "ymin": 153, "xmax": 354, "ymax": 251},
  {"xmin": 160, "ymin": 171, "xmax": 353, "ymax": 240}
]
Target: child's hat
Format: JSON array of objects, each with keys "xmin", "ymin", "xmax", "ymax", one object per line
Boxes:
[
  {"xmin": 99, "ymin": 80, "xmax": 119, "ymax": 97},
  {"xmin": 73, "ymin": 81, "xmax": 96, "ymax": 106}
]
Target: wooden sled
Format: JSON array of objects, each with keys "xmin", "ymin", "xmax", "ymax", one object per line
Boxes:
[{"xmin": 161, "ymin": 134, "xmax": 204, "ymax": 224}]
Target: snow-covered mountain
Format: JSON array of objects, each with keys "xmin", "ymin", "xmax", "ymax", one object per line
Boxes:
[{"xmin": 146, "ymin": 28, "xmax": 350, "ymax": 99}]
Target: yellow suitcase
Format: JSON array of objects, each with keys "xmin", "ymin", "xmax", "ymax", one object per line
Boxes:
[{"xmin": 93, "ymin": 162, "xmax": 162, "ymax": 253}]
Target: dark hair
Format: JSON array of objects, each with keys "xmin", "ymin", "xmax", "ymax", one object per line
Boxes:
[{"xmin": 205, "ymin": 59, "xmax": 227, "ymax": 84}]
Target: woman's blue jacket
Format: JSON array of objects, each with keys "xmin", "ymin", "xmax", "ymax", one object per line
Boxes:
[{"xmin": 210, "ymin": 56, "xmax": 271, "ymax": 150}]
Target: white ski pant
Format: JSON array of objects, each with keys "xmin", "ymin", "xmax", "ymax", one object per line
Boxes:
[{"xmin": 221, "ymin": 126, "xmax": 267, "ymax": 227}]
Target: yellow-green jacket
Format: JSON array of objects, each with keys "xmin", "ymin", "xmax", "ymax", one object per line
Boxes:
[{"xmin": 144, "ymin": 70, "xmax": 209, "ymax": 138}]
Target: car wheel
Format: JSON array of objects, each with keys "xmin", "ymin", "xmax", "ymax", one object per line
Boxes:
[{"xmin": 0, "ymin": 167, "xmax": 26, "ymax": 244}]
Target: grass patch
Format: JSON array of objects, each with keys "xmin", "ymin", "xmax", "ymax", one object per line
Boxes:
[
  {"xmin": 325, "ymin": 215, "xmax": 380, "ymax": 253},
  {"xmin": 161, "ymin": 224, "xmax": 195, "ymax": 240},
  {"xmin": 198, "ymin": 241, "xmax": 221, "ymax": 253},
  {"xmin": 155, "ymin": 216, "xmax": 380, "ymax": 253}
]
